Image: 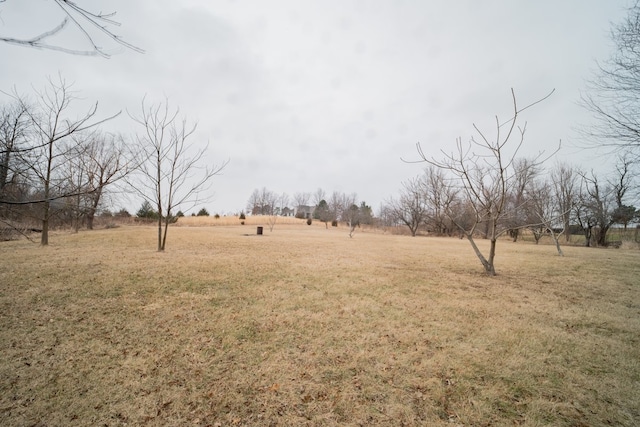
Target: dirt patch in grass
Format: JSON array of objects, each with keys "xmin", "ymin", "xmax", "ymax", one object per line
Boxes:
[{"xmin": 1, "ymin": 225, "xmax": 639, "ymax": 426}]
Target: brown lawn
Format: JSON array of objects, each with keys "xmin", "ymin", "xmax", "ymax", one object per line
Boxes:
[{"xmin": 0, "ymin": 220, "xmax": 638, "ymax": 426}]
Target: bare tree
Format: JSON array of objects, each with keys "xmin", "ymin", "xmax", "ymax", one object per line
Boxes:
[
  {"xmin": 0, "ymin": 0, "xmax": 143, "ymax": 58},
  {"xmin": 574, "ymin": 177, "xmax": 597, "ymax": 247},
  {"xmin": 293, "ymin": 192, "xmax": 310, "ymax": 210},
  {"xmin": 130, "ymin": 98, "xmax": 227, "ymax": 251},
  {"xmin": 422, "ymin": 166, "xmax": 457, "ymax": 235},
  {"xmin": 550, "ymin": 162, "xmax": 578, "ymax": 242},
  {"xmin": 9, "ymin": 76, "xmax": 118, "ymax": 245},
  {"xmin": 72, "ymin": 131, "xmax": 136, "ymax": 229},
  {"xmin": 337, "ymin": 192, "xmax": 359, "ymax": 237},
  {"xmin": 313, "ymin": 188, "xmax": 326, "ymax": 207},
  {"xmin": 377, "ymin": 203, "xmax": 398, "ymax": 229},
  {"xmin": 385, "ymin": 176, "xmax": 429, "ymax": 237},
  {"xmin": 414, "ymin": 89, "xmax": 555, "ymax": 275},
  {"xmin": 576, "ymin": 155, "xmax": 637, "ymax": 246},
  {"xmin": 0, "ymin": 101, "xmax": 29, "ymax": 194},
  {"xmin": 277, "ymin": 192, "xmax": 290, "ymax": 215},
  {"xmin": 505, "ymin": 158, "xmax": 540, "ymax": 242},
  {"xmin": 610, "ymin": 153, "xmax": 637, "ymax": 231},
  {"xmin": 328, "ymin": 191, "xmax": 343, "ymax": 224},
  {"xmin": 247, "ymin": 187, "xmax": 277, "ymax": 216},
  {"xmin": 524, "ymin": 177, "xmax": 567, "ymax": 255},
  {"xmin": 582, "ymin": 1, "xmax": 640, "ymax": 157}
]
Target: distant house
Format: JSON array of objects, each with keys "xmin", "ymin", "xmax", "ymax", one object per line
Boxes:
[
  {"xmin": 281, "ymin": 207, "xmax": 295, "ymax": 217},
  {"xmin": 296, "ymin": 205, "xmax": 315, "ymax": 219}
]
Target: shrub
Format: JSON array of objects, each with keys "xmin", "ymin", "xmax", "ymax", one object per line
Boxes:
[
  {"xmin": 307, "ymin": 218, "xmax": 312, "ymax": 225},
  {"xmin": 214, "ymin": 213, "xmax": 220, "ymax": 219},
  {"xmin": 115, "ymin": 209, "xmax": 131, "ymax": 218},
  {"xmin": 239, "ymin": 212, "xmax": 246, "ymax": 220},
  {"xmin": 136, "ymin": 201, "xmax": 158, "ymax": 219},
  {"xmin": 176, "ymin": 211, "xmax": 185, "ymax": 217},
  {"xmin": 197, "ymin": 208, "xmax": 209, "ymax": 217},
  {"xmin": 331, "ymin": 220, "xmax": 338, "ymax": 227}
]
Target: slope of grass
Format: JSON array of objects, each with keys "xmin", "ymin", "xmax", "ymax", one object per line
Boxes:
[{"xmin": 0, "ymin": 224, "xmax": 638, "ymax": 426}]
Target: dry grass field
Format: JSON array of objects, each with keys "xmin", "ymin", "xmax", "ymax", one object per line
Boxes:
[{"xmin": 1, "ymin": 219, "xmax": 639, "ymax": 426}]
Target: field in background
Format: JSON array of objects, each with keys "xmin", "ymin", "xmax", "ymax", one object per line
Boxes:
[
  {"xmin": 0, "ymin": 223, "xmax": 638, "ymax": 426},
  {"xmin": 176, "ymin": 215, "xmax": 308, "ymax": 227}
]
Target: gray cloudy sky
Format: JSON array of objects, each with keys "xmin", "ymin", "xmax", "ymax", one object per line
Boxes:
[{"xmin": 0, "ymin": 1, "xmax": 631, "ymax": 214}]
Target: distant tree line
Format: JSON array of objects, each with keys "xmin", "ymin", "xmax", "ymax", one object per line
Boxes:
[{"xmin": 245, "ymin": 187, "xmax": 373, "ymax": 236}]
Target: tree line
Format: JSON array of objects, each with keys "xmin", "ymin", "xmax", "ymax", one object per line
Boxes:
[
  {"xmin": 383, "ymin": 159, "xmax": 636, "ymax": 247},
  {"xmin": 0, "ymin": 76, "xmax": 226, "ymax": 249}
]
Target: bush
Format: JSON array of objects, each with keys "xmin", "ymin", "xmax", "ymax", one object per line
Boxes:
[
  {"xmin": 176, "ymin": 211, "xmax": 185, "ymax": 217},
  {"xmin": 197, "ymin": 208, "xmax": 209, "ymax": 217},
  {"xmin": 115, "ymin": 209, "xmax": 131, "ymax": 218},
  {"xmin": 214, "ymin": 213, "xmax": 220, "ymax": 219},
  {"xmin": 307, "ymin": 218, "xmax": 312, "ymax": 225},
  {"xmin": 331, "ymin": 220, "xmax": 338, "ymax": 227},
  {"xmin": 239, "ymin": 212, "xmax": 246, "ymax": 220}
]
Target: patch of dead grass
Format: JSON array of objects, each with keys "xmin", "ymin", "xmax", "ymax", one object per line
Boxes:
[{"xmin": 1, "ymin": 224, "xmax": 639, "ymax": 426}]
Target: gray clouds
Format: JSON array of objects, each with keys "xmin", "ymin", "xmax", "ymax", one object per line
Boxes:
[{"xmin": 0, "ymin": 0, "xmax": 630, "ymax": 213}]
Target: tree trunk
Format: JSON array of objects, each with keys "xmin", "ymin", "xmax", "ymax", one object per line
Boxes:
[
  {"xmin": 157, "ymin": 216, "xmax": 163, "ymax": 252},
  {"xmin": 86, "ymin": 188, "xmax": 102, "ymax": 230},
  {"xmin": 596, "ymin": 225, "xmax": 610, "ymax": 247},
  {"xmin": 0, "ymin": 151, "xmax": 10, "ymax": 191},
  {"xmin": 86, "ymin": 212, "xmax": 94, "ymax": 231},
  {"xmin": 41, "ymin": 141, "xmax": 53, "ymax": 246},
  {"xmin": 549, "ymin": 229, "xmax": 564, "ymax": 256},
  {"xmin": 73, "ymin": 189, "xmax": 81, "ymax": 233},
  {"xmin": 584, "ymin": 226, "xmax": 592, "ymax": 247},
  {"xmin": 466, "ymin": 234, "xmax": 496, "ymax": 276},
  {"xmin": 486, "ymin": 239, "xmax": 497, "ymax": 276},
  {"xmin": 563, "ymin": 217, "xmax": 571, "ymax": 243},
  {"xmin": 41, "ymin": 201, "xmax": 49, "ymax": 246},
  {"xmin": 161, "ymin": 214, "xmax": 170, "ymax": 251}
]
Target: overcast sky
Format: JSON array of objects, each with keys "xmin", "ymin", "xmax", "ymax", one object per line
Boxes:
[{"xmin": 0, "ymin": 0, "xmax": 632, "ymax": 215}]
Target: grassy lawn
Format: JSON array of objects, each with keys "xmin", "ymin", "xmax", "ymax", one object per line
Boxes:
[{"xmin": 1, "ymin": 220, "xmax": 638, "ymax": 426}]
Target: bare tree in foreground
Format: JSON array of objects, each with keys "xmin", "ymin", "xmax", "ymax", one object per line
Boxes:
[
  {"xmin": 414, "ymin": 89, "xmax": 556, "ymax": 275},
  {"xmin": 0, "ymin": 0, "xmax": 143, "ymax": 58},
  {"xmin": 130, "ymin": 98, "xmax": 227, "ymax": 251}
]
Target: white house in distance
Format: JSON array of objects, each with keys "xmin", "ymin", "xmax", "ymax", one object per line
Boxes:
[{"xmin": 295, "ymin": 205, "xmax": 314, "ymax": 219}]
